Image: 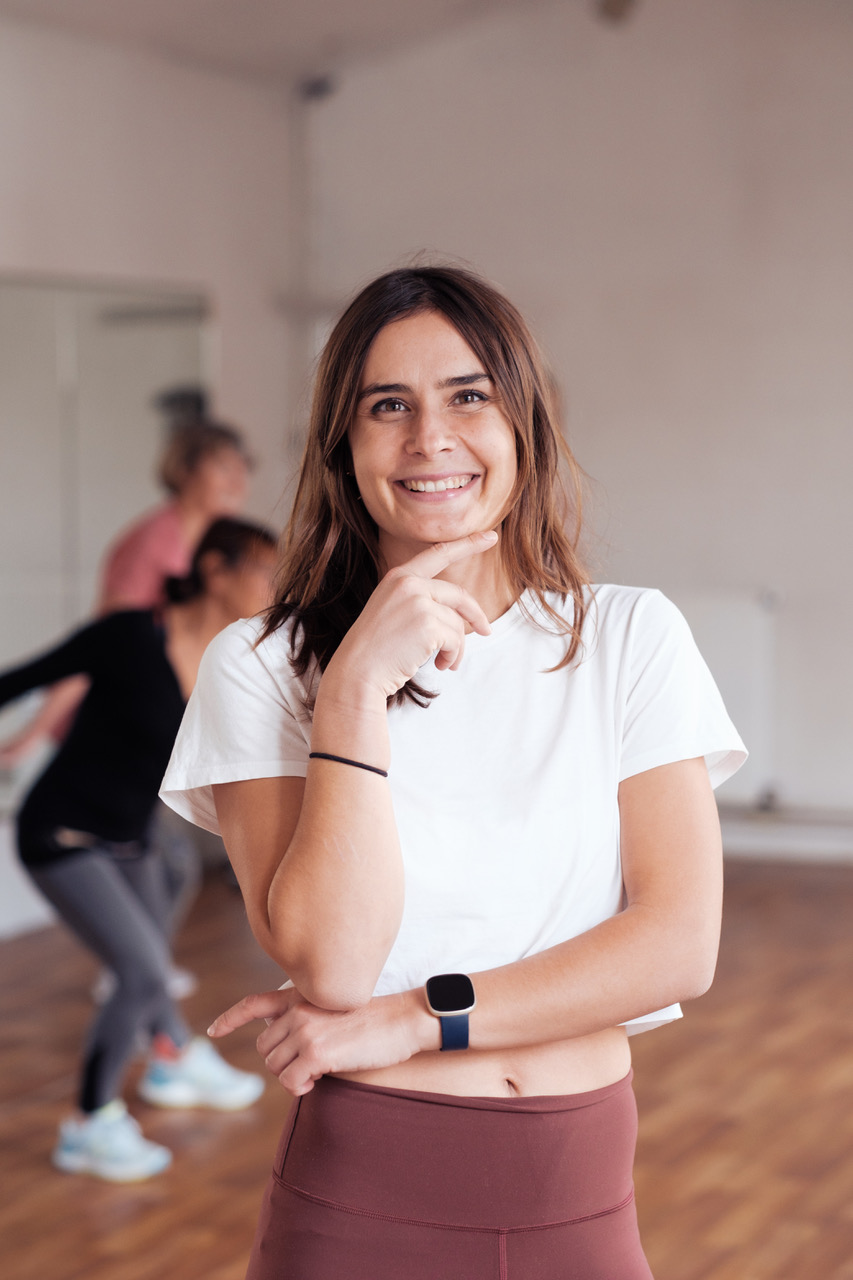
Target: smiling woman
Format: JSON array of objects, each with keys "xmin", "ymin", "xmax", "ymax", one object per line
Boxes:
[
  {"xmin": 160, "ymin": 264, "xmax": 746, "ymax": 1279},
  {"xmin": 255, "ymin": 266, "xmax": 591, "ymax": 708}
]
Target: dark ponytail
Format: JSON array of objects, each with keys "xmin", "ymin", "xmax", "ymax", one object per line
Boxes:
[
  {"xmin": 164, "ymin": 517, "xmax": 277, "ymax": 604},
  {"xmin": 163, "ymin": 566, "xmax": 204, "ymax": 604}
]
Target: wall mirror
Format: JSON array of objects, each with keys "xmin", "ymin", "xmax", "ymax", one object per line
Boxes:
[{"xmin": 0, "ymin": 275, "xmax": 210, "ymax": 813}]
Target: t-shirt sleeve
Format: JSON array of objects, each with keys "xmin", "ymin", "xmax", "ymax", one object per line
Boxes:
[
  {"xmin": 617, "ymin": 590, "xmax": 747, "ymax": 788},
  {"xmin": 160, "ymin": 620, "xmax": 311, "ymax": 834}
]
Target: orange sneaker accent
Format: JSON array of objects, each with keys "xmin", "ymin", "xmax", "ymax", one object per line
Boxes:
[{"xmin": 150, "ymin": 1033, "xmax": 182, "ymax": 1062}]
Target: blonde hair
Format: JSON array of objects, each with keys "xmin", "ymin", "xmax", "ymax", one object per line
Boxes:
[{"xmin": 158, "ymin": 421, "xmax": 251, "ymax": 496}]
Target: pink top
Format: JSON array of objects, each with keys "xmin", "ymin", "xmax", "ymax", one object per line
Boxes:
[{"xmin": 99, "ymin": 504, "xmax": 192, "ymax": 609}]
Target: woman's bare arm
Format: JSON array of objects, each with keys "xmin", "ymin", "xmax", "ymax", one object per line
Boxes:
[
  {"xmin": 0, "ymin": 677, "xmax": 89, "ymax": 766},
  {"xmin": 214, "ymin": 531, "xmax": 498, "ymax": 1010},
  {"xmin": 211, "ymin": 756, "xmax": 723, "ymax": 1093},
  {"xmin": 462, "ymin": 753, "xmax": 723, "ymax": 1045},
  {"xmin": 214, "ymin": 748, "xmax": 402, "ymax": 1012}
]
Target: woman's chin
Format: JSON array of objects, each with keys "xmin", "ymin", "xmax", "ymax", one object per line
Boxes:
[{"xmin": 381, "ymin": 523, "xmax": 482, "ymax": 559}]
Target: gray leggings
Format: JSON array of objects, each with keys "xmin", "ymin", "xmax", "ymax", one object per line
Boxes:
[
  {"xmin": 148, "ymin": 799, "xmax": 204, "ymax": 940},
  {"xmin": 29, "ymin": 846, "xmax": 190, "ymax": 1112}
]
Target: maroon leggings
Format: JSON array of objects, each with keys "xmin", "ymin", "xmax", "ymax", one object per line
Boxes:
[{"xmin": 246, "ymin": 1070, "xmax": 653, "ymax": 1279}]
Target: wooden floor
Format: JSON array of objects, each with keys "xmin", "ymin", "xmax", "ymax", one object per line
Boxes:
[{"xmin": 3, "ymin": 859, "xmax": 852, "ymax": 1279}]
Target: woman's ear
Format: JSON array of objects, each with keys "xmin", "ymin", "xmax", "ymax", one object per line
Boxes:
[{"xmin": 195, "ymin": 548, "xmax": 227, "ymax": 592}]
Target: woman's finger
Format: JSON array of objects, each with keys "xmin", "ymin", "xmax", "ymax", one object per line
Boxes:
[
  {"xmin": 256, "ymin": 1014, "xmax": 300, "ymax": 1059},
  {"xmin": 400, "ymin": 530, "xmax": 498, "ymax": 584},
  {"xmin": 265, "ymin": 1036, "xmax": 323, "ymax": 1097},
  {"xmin": 207, "ymin": 988, "xmax": 298, "ymax": 1037},
  {"xmin": 436, "ymin": 633, "xmax": 466, "ymax": 672},
  {"xmin": 423, "ymin": 578, "xmax": 494, "ymax": 638},
  {"xmin": 261, "ymin": 1037, "xmax": 300, "ymax": 1079},
  {"xmin": 278, "ymin": 1065, "xmax": 319, "ymax": 1097}
]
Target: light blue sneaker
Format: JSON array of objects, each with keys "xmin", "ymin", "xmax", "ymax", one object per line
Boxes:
[
  {"xmin": 52, "ymin": 1100, "xmax": 172, "ymax": 1182},
  {"xmin": 138, "ymin": 1037, "xmax": 265, "ymax": 1111}
]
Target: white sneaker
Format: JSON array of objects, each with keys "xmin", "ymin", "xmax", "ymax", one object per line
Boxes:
[
  {"xmin": 52, "ymin": 1100, "xmax": 172, "ymax": 1182},
  {"xmin": 92, "ymin": 965, "xmax": 198, "ymax": 1004},
  {"xmin": 138, "ymin": 1037, "xmax": 265, "ymax": 1111}
]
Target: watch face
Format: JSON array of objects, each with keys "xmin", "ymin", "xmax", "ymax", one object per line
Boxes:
[{"xmin": 426, "ymin": 973, "xmax": 475, "ymax": 1014}]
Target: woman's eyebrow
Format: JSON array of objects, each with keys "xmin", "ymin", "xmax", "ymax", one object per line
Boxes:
[
  {"xmin": 439, "ymin": 372, "xmax": 491, "ymax": 389},
  {"xmin": 357, "ymin": 372, "xmax": 491, "ymax": 402},
  {"xmin": 357, "ymin": 381, "xmax": 409, "ymax": 402}
]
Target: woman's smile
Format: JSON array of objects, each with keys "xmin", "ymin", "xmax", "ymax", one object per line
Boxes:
[{"xmin": 397, "ymin": 473, "xmax": 477, "ymax": 495}]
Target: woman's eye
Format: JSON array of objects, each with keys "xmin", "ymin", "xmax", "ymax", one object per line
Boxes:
[
  {"xmin": 454, "ymin": 389, "xmax": 487, "ymax": 405},
  {"xmin": 371, "ymin": 397, "xmax": 407, "ymax": 415}
]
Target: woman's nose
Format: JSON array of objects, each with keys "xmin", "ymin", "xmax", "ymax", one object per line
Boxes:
[{"xmin": 406, "ymin": 407, "xmax": 455, "ymax": 456}]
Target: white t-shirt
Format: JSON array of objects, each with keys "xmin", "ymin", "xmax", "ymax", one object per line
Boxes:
[{"xmin": 161, "ymin": 584, "xmax": 746, "ymax": 1034}]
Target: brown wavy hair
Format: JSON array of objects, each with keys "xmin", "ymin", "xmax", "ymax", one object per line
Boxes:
[
  {"xmin": 158, "ymin": 420, "xmax": 252, "ymax": 495},
  {"xmin": 262, "ymin": 265, "xmax": 589, "ymax": 706}
]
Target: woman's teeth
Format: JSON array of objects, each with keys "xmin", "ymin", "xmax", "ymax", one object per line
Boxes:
[{"xmin": 401, "ymin": 475, "xmax": 473, "ymax": 493}]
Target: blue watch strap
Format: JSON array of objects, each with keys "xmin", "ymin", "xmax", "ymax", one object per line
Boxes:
[{"xmin": 438, "ymin": 1013, "xmax": 469, "ymax": 1051}]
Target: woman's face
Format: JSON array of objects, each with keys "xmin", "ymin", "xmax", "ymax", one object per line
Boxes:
[
  {"xmin": 349, "ymin": 310, "xmax": 517, "ymax": 568},
  {"xmin": 183, "ymin": 445, "xmax": 250, "ymax": 516}
]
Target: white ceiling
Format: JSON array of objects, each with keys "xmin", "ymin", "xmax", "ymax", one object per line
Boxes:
[{"xmin": 0, "ymin": 0, "xmax": 561, "ymax": 86}]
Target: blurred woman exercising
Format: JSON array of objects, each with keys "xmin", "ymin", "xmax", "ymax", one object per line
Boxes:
[{"xmin": 0, "ymin": 518, "xmax": 277, "ymax": 1182}]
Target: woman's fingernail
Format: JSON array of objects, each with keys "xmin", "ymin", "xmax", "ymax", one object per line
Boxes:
[{"xmin": 207, "ymin": 1024, "xmax": 217, "ymax": 1036}]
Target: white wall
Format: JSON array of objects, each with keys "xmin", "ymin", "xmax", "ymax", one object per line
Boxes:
[
  {"xmin": 305, "ymin": 0, "xmax": 853, "ymax": 812},
  {"xmin": 0, "ymin": 15, "xmax": 295, "ymax": 524}
]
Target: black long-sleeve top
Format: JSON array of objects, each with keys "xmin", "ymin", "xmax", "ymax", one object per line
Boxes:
[{"xmin": 0, "ymin": 611, "xmax": 185, "ymax": 862}]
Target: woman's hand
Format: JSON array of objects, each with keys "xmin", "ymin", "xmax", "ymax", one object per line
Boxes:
[
  {"xmin": 326, "ymin": 531, "xmax": 498, "ymax": 702},
  {"xmin": 0, "ymin": 677, "xmax": 90, "ymax": 766},
  {"xmin": 207, "ymin": 986, "xmax": 432, "ymax": 1097},
  {"xmin": 0, "ymin": 728, "xmax": 37, "ymax": 769}
]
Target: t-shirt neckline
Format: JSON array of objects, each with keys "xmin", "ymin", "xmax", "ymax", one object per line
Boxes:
[{"xmin": 465, "ymin": 590, "xmax": 534, "ymax": 647}]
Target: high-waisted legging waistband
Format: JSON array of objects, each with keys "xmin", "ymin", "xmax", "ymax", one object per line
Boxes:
[
  {"xmin": 327, "ymin": 1068, "xmax": 634, "ymax": 1112},
  {"xmin": 247, "ymin": 1069, "xmax": 653, "ymax": 1279},
  {"xmin": 275, "ymin": 1070, "xmax": 637, "ymax": 1231}
]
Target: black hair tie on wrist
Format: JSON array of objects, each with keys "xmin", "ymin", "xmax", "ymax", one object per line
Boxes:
[{"xmin": 308, "ymin": 752, "xmax": 388, "ymax": 778}]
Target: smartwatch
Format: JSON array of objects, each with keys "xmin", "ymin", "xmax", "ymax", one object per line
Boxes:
[{"xmin": 424, "ymin": 973, "xmax": 476, "ymax": 1051}]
